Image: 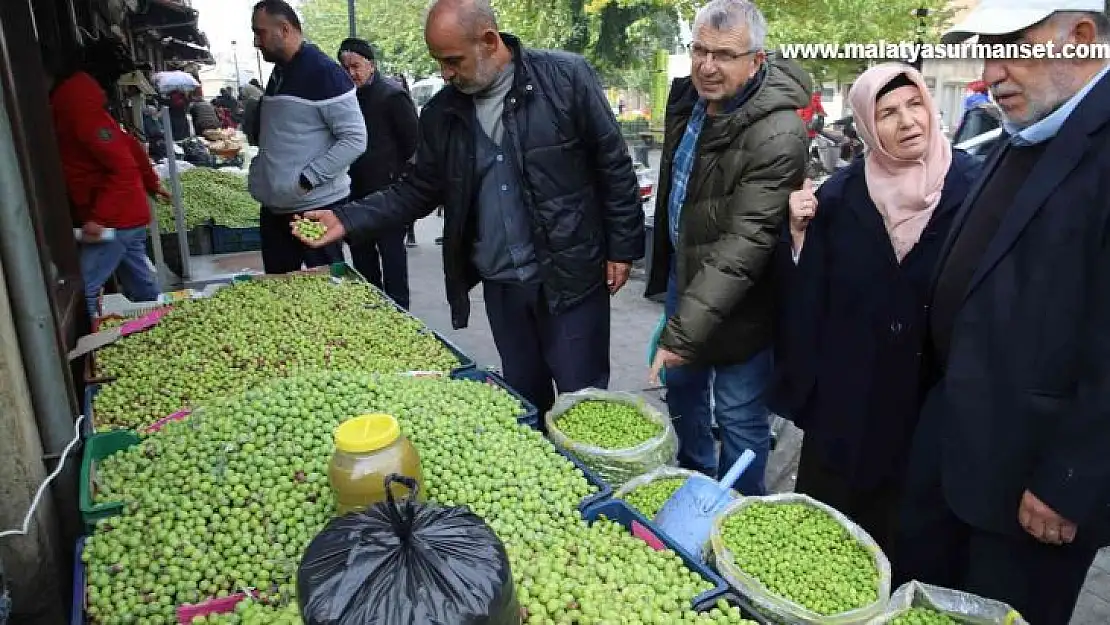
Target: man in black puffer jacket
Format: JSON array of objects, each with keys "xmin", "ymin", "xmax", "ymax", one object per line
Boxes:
[{"xmin": 296, "ymin": 0, "xmax": 643, "ymax": 416}]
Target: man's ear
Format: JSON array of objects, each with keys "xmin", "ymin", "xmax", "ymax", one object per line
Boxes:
[{"xmin": 480, "ymin": 29, "xmax": 500, "ymax": 50}]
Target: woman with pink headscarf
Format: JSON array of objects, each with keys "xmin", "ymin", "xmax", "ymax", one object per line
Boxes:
[{"xmin": 770, "ymin": 63, "xmax": 982, "ymax": 555}]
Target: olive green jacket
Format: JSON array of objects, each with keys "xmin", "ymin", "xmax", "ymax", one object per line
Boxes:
[{"xmin": 646, "ymin": 54, "xmax": 810, "ymax": 365}]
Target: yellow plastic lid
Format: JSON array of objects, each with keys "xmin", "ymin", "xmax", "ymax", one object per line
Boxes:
[{"xmin": 334, "ymin": 414, "xmax": 400, "ymax": 453}]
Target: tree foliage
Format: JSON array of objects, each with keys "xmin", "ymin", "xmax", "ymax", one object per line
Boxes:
[{"xmin": 301, "ymin": 0, "xmax": 575, "ymax": 77}]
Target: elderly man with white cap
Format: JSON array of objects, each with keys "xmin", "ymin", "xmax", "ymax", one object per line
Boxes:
[{"xmin": 895, "ymin": 2, "xmax": 1110, "ymax": 623}]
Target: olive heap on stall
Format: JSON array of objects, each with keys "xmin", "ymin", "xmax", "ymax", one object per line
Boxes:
[
  {"xmin": 156, "ymin": 168, "xmax": 258, "ymax": 233},
  {"xmin": 718, "ymin": 502, "xmax": 880, "ymax": 616},
  {"xmin": 620, "ymin": 477, "xmax": 688, "ymax": 518},
  {"xmin": 556, "ymin": 399, "xmax": 663, "ymax": 448},
  {"xmin": 83, "ymin": 373, "xmax": 757, "ymax": 625},
  {"xmin": 92, "ymin": 275, "xmax": 459, "ymax": 430},
  {"xmin": 889, "ymin": 607, "xmax": 960, "ymax": 625}
]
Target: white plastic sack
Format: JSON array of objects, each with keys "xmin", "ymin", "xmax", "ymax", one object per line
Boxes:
[
  {"xmin": 710, "ymin": 493, "xmax": 893, "ymax": 625},
  {"xmin": 866, "ymin": 581, "xmax": 1028, "ymax": 625},
  {"xmin": 544, "ymin": 388, "xmax": 678, "ymax": 486},
  {"xmin": 155, "ymin": 160, "xmax": 195, "ymax": 181},
  {"xmin": 154, "ymin": 70, "xmax": 199, "ymax": 93}
]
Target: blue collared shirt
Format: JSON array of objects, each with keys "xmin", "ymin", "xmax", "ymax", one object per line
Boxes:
[{"xmin": 1006, "ymin": 62, "xmax": 1110, "ymax": 146}]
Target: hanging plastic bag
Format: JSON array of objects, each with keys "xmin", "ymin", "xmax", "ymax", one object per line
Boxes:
[
  {"xmin": 709, "ymin": 493, "xmax": 892, "ymax": 625},
  {"xmin": 297, "ymin": 474, "xmax": 520, "ymax": 625},
  {"xmin": 866, "ymin": 581, "xmax": 1028, "ymax": 625},
  {"xmin": 544, "ymin": 388, "xmax": 679, "ymax": 487}
]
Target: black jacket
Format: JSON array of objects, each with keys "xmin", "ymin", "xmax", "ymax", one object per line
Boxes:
[
  {"xmin": 348, "ymin": 74, "xmax": 419, "ymax": 200},
  {"xmin": 771, "ymin": 149, "xmax": 980, "ymax": 490},
  {"xmin": 335, "ymin": 33, "xmax": 643, "ymax": 329},
  {"xmin": 909, "ymin": 70, "xmax": 1110, "ymax": 547}
]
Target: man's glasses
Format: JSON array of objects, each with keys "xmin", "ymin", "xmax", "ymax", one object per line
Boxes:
[{"xmin": 690, "ymin": 44, "xmax": 759, "ymax": 64}]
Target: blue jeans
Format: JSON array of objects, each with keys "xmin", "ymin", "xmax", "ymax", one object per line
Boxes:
[
  {"xmin": 79, "ymin": 226, "xmax": 160, "ymax": 318},
  {"xmin": 664, "ymin": 266, "xmax": 772, "ymax": 496}
]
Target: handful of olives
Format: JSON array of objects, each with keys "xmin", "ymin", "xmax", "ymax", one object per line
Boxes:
[{"xmin": 292, "ymin": 217, "xmax": 327, "ymax": 241}]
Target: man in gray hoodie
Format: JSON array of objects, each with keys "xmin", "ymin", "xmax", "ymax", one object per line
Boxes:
[{"xmin": 248, "ymin": 0, "xmax": 367, "ymax": 273}]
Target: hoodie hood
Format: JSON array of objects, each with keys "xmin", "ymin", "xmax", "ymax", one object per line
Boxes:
[
  {"xmin": 51, "ymin": 71, "xmax": 107, "ymax": 118},
  {"xmin": 667, "ymin": 53, "xmax": 812, "ymax": 132},
  {"xmin": 734, "ymin": 53, "xmax": 812, "ymax": 126}
]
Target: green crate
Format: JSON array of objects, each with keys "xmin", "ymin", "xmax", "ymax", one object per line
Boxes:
[{"xmin": 79, "ymin": 430, "xmax": 141, "ymax": 532}]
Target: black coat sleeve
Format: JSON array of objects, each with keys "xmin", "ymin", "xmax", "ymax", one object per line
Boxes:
[
  {"xmin": 334, "ymin": 110, "xmax": 442, "ymax": 243},
  {"xmin": 1028, "ymin": 212, "xmax": 1110, "ymax": 530},
  {"xmin": 770, "ymin": 182, "xmax": 831, "ymax": 422},
  {"xmin": 386, "ymin": 91, "xmax": 420, "ymax": 165},
  {"xmin": 571, "ymin": 57, "xmax": 644, "ymax": 263}
]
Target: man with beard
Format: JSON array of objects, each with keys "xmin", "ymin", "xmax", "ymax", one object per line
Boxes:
[
  {"xmin": 897, "ymin": 2, "xmax": 1110, "ymax": 623},
  {"xmin": 248, "ymin": 0, "xmax": 366, "ymax": 273},
  {"xmin": 293, "ymin": 0, "xmax": 643, "ymax": 418}
]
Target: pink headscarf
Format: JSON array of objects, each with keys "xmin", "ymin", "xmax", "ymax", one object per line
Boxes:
[{"xmin": 849, "ymin": 63, "xmax": 952, "ymax": 261}]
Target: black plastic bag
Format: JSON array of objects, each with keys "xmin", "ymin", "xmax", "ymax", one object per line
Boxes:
[{"xmin": 298, "ymin": 474, "xmax": 520, "ymax": 625}]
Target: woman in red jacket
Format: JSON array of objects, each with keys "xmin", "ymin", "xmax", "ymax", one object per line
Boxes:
[{"xmin": 51, "ymin": 65, "xmax": 167, "ymax": 317}]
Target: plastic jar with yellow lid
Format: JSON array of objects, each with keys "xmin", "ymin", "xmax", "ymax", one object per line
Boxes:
[{"xmin": 329, "ymin": 413, "xmax": 423, "ymax": 515}]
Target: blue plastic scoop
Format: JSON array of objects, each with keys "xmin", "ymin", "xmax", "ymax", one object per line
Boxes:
[{"xmin": 653, "ymin": 448, "xmax": 757, "ymax": 562}]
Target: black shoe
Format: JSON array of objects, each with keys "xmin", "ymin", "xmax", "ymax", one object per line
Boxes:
[
  {"xmin": 406, "ymin": 239, "xmax": 417, "ymax": 248},
  {"xmin": 435, "ymin": 237, "xmax": 444, "ymax": 245}
]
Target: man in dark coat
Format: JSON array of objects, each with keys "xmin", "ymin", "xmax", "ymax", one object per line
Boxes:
[
  {"xmin": 295, "ymin": 0, "xmax": 643, "ymax": 417},
  {"xmin": 897, "ymin": 4, "xmax": 1110, "ymax": 624},
  {"xmin": 338, "ymin": 38, "xmax": 420, "ymax": 309}
]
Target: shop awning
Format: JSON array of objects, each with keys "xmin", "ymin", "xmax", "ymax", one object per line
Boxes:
[
  {"xmin": 161, "ymin": 36, "xmax": 214, "ymax": 64},
  {"xmin": 128, "ymin": 0, "xmax": 213, "ymax": 64}
]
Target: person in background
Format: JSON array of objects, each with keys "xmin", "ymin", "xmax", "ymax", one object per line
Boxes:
[
  {"xmin": 896, "ymin": 3, "xmax": 1110, "ymax": 623},
  {"xmin": 50, "ymin": 36, "xmax": 167, "ymax": 318},
  {"xmin": 294, "ymin": 0, "xmax": 643, "ymax": 418},
  {"xmin": 338, "ymin": 38, "xmax": 420, "ymax": 308},
  {"xmin": 248, "ymin": 0, "xmax": 367, "ymax": 273},
  {"xmin": 240, "ymin": 79, "xmax": 264, "ymax": 145},
  {"xmin": 644, "ymin": 0, "xmax": 808, "ymax": 495},
  {"xmin": 165, "ymin": 89, "xmax": 191, "ymax": 141},
  {"xmin": 798, "ymin": 89, "xmax": 826, "ymax": 140},
  {"xmin": 962, "ymin": 79, "xmax": 990, "ymax": 114},
  {"xmin": 142, "ymin": 100, "xmax": 167, "ymax": 161},
  {"xmin": 772, "ymin": 63, "xmax": 981, "ymax": 555},
  {"xmin": 190, "ymin": 90, "xmax": 221, "ymax": 136}
]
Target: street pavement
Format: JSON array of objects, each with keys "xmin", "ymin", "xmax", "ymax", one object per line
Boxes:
[{"xmin": 188, "ymin": 208, "xmax": 1107, "ymax": 625}]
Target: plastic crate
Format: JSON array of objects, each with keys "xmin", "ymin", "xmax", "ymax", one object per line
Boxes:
[
  {"xmin": 148, "ymin": 226, "xmax": 213, "ymax": 278},
  {"xmin": 557, "ymin": 448, "xmax": 612, "ymax": 514},
  {"xmin": 72, "ymin": 537, "xmax": 85, "ymax": 625},
  {"xmin": 72, "ymin": 535, "xmax": 258, "ymax": 625},
  {"xmin": 450, "ymin": 368, "xmax": 539, "ymax": 428},
  {"xmin": 79, "ymin": 430, "xmax": 141, "ymax": 532},
  {"xmin": 209, "ymin": 224, "xmax": 262, "ymax": 254},
  {"xmin": 81, "ymin": 384, "xmax": 99, "ymax": 435},
  {"xmin": 582, "ymin": 499, "xmax": 767, "ymax": 622}
]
